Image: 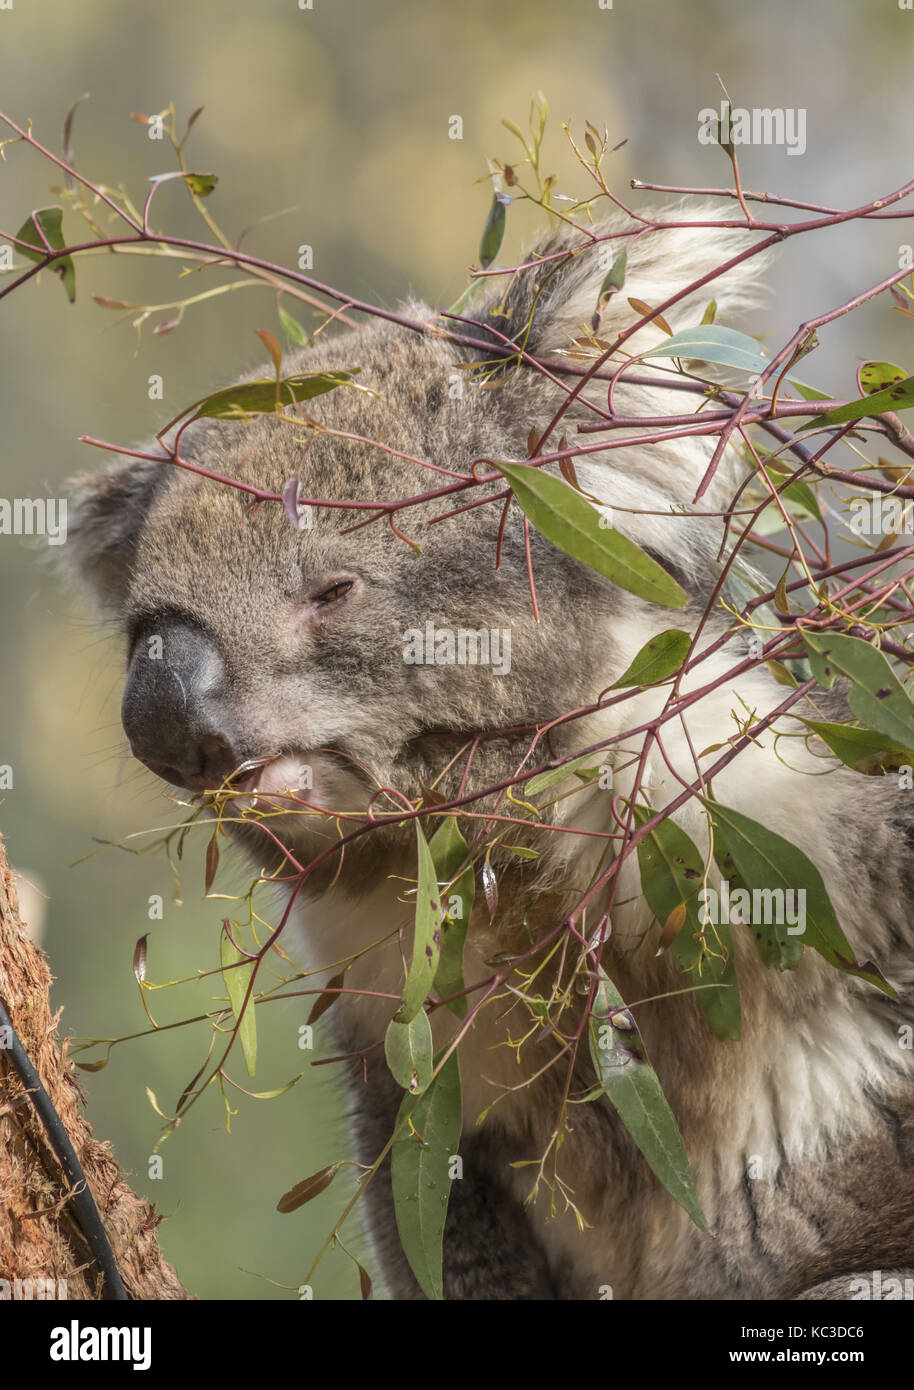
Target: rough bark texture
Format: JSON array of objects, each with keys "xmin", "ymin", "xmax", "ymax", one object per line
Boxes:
[{"xmin": 0, "ymin": 832, "xmax": 190, "ymax": 1299}]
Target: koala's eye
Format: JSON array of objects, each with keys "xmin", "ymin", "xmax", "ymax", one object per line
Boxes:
[{"xmin": 314, "ymin": 580, "xmax": 354, "ymax": 606}]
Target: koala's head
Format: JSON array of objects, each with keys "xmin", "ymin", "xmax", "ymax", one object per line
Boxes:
[{"xmin": 64, "ymin": 214, "xmax": 754, "ymax": 872}]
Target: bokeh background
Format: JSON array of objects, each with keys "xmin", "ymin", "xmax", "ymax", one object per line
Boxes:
[{"xmin": 0, "ymin": 0, "xmax": 912, "ymax": 1300}]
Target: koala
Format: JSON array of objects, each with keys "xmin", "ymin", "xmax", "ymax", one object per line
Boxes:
[{"xmin": 65, "ymin": 210, "xmax": 914, "ymax": 1300}]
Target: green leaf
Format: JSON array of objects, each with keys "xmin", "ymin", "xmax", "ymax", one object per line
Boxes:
[
  {"xmin": 391, "ymin": 1050, "xmax": 463, "ymax": 1300},
  {"xmin": 495, "ymin": 462, "xmax": 688, "ymax": 609},
  {"xmin": 220, "ymin": 929, "xmax": 257, "ymax": 1076},
  {"xmin": 798, "ymin": 376, "xmax": 914, "ymax": 431},
  {"xmin": 194, "ymin": 370, "xmax": 357, "ymax": 419},
  {"xmin": 479, "ymin": 193, "xmax": 507, "ymax": 270},
  {"xmin": 858, "ymin": 362, "xmax": 907, "ymax": 396},
  {"xmin": 632, "ymin": 806, "xmax": 740, "ymax": 1040},
  {"xmin": 613, "ymin": 630, "xmax": 691, "ymax": 688},
  {"xmin": 430, "ymin": 818, "xmax": 474, "ymax": 1018},
  {"xmin": 184, "ymin": 171, "xmax": 218, "ymax": 197},
  {"xmin": 397, "ymin": 824, "xmax": 442, "ymax": 1023},
  {"xmin": 278, "ymin": 305, "xmax": 309, "ymax": 346},
  {"xmin": 800, "ymin": 718, "xmax": 914, "ymax": 774},
  {"xmin": 524, "ymin": 754, "xmax": 601, "ymax": 796},
  {"xmin": 705, "ymin": 800, "xmax": 894, "ymax": 994},
  {"xmin": 588, "ymin": 968, "xmax": 706, "ymax": 1228},
  {"xmin": 385, "ymin": 1010, "xmax": 433, "ymax": 1094},
  {"xmin": 802, "ymin": 631, "xmax": 914, "ymax": 748},
  {"xmin": 786, "ymin": 378, "xmax": 832, "ymax": 402},
  {"xmin": 642, "ymin": 324, "xmax": 768, "ymax": 375},
  {"xmin": 15, "ymin": 208, "xmax": 76, "ymax": 302},
  {"xmin": 749, "ymin": 464, "xmax": 823, "ymax": 536}
]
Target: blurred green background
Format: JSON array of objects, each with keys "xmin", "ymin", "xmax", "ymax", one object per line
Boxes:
[{"xmin": 0, "ymin": 0, "xmax": 912, "ymax": 1300}]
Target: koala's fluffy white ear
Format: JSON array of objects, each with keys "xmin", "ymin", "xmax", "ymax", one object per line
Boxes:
[
  {"xmin": 62, "ymin": 456, "xmax": 165, "ymax": 617},
  {"xmin": 475, "ymin": 203, "xmax": 767, "ymax": 360}
]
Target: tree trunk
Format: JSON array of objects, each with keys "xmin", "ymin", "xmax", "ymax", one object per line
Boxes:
[{"xmin": 0, "ymin": 832, "xmax": 189, "ymax": 1299}]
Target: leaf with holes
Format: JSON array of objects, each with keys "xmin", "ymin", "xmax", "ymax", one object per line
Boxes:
[
  {"xmin": 799, "ymin": 376, "xmax": 914, "ymax": 430},
  {"xmin": 385, "ymin": 1009, "xmax": 433, "ymax": 1094},
  {"xmin": 15, "ymin": 207, "xmax": 76, "ymax": 302},
  {"xmin": 802, "ymin": 631, "xmax": 914, "ymax": 748}
]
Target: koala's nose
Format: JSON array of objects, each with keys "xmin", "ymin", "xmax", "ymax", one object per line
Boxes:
[{"xmin": 121, "ymin": 618, "xmax": 241, "ymax": 791}]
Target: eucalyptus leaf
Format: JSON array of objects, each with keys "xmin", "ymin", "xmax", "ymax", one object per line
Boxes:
[
  {"xmin": 705, "ymin": 799, "xmax": 893, "ymax": 994},
  {"xmin": 613, "ymin": 630, "xmax": 691, "ymax": 688},
  {"xmin": 430, "ymin": 818, "xmax": 474, "ymax": 1018},
  {"xmin": 397, "ymin": 824, "xmax": 442, "ymax": 1022},
  {"xmin": 632, "ymin": 806, "xmax": 740, "ymax": 1039},
  {"xmin": 385, "ymin": 1009, "xmax": 433, "ymax": 1094},
  {"xmin": 588, "ymin": 968, "xmax": 706, "ymax": 1228},
  {"xmin": 220, "ymin": 930, "xmax": 257, "ymax": 1076},
  {"xmin": 391, "ymin": 1050, "xmax": 462, "ymax": 1300},
  {"xmin": 496, "ymin": 462, "xmax": 687, "ymax": 609},
  {"xmin": 195, "ymin": 370, "xmax": 357, "ymax": 420},
  {"xmin": 800, "ymin": 718, "xmax": 914, "ymax": 774},
  {"xmin": 15, "ymin": 208, "xmax": 76, "ymax": 302},
  {"xmin": 642, "ymin": 324, "xmax": 768, "ymax": 375},
  {"xmin": 802, "ymin": 631, "xmax": 914, "ymax": 748},
  {"xmin": 799, "ymin": 376, "xmax": 914, "ymax": 430}
]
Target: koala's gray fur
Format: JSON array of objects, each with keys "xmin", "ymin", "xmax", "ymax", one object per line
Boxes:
[{"xmin": 65, "ymin": 210, "xmax": 914, "ymax": 1300}]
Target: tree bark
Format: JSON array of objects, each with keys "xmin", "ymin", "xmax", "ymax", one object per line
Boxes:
[{"xmin": 0, "ymin": 832, "xmax": 190, "ymax": 1299}]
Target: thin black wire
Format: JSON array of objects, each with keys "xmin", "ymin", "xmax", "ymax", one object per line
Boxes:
[{"xmin": 0, "ymin": 996, "xmax": 129, "ymax": 1300}]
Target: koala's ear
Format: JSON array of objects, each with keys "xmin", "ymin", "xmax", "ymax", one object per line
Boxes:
[{"xmin": 62, "ymin": 456, "xmax": 166, "ymax": 616}]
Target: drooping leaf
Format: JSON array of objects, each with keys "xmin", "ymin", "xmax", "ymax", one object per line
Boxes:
[
  {"xmin": 495, "ymin": 462, "xmax": 688, "ymax": 609},
  {"xmin": 705, "ymin": 800, "xmax": 894, "ymax": 995},
  {"xmin": 194, "ymin": 370, "xmax": 357, "ymax": 420},
  {"xmin": 430, "ymin": 818, "xmax": 474, "ymax": 1018},
  {"xmin": 632, "ymin": 806, "xmax": 740, "ymax": 1040},
  {"xmin": 307, "ymin": 970, "xmax": 345, "ymax": 1025},
  {"xmin": 391, "ymin": 1050, "xmax": 462, "ymax": 1300},
  {"xmin": 220, "ymin": 928, "xmax": 257, "ymax": 1076},
  {"xmin": 588, "ymin": 967, "xmax": 706, "ymax": 1228},
  {"xmin": 613, "ymin": 630, "xmax": 691, "ymax": 688},
  {"xmin": 802, "ymin": 631, "xmax": 914, "ymax": 748},
  {"xmin": 800, "ymin": 717, "xmax": 914, "ymax": 774},
  {"xmin": 396, "ymin": 824, "xmax": 442, "ymax": 1023},
  {"xmin": 479, "ymin": 193, "xmax": 508, "ymax": 269},
  {"xmin": 799, "ymin": 376, "xmax": 914, "ymax": 430},
  {"xmin": 525, "ymin": 754, "xmax": 601, "ymax": 796},
  {"xmin": 276, "ymin": 1162, "xmax": 342, "ymax": 1213},
  {"xmin": 642, "ymin": 323, "xmax": 768, "ymax": 375},
  {"xmin": 15, "ymin": 208, "xmax": 76, "ymax": 302},
  {"xmin": 385, "ymin": 1009, "xmax": 433, "ymax": 1094}
]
